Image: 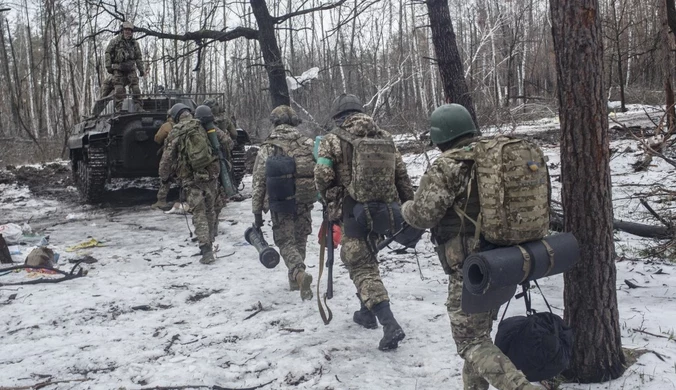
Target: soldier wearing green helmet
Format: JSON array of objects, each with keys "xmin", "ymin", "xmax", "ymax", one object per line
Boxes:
[{"xmin": 401, "ymin": 104, "xmax": 542, "ymax": 390}]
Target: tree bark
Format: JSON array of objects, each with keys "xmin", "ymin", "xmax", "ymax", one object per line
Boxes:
[
  {"xmin": 549, "ymin": 0, "xmax": 626, "ymax": 382},
  {"xmin": 250, "ymin": 0, "xmax": 290, "ymax": 108},
  {"xmin": 425, "ymin": 0, "xmax": 478, "ymax": 126}
]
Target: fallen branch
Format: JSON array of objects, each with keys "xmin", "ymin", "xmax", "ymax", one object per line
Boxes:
[
  {"xmin": 631, "ymin": 328, "xmax": 675, "ymax": 341},
  {"xmin": 640, "ymin": 198, "xmax": 673, "ymax": 229},
  {"xmin": 244, "ymin": 301, "xmax": 263, "ymax": 320},
  {"xmin": 164, "ymin": 334, "xmax": 180, "ymax": 353},
  {"xmin": 0, "ymin": 378, "xmax": 89, "ymax": 389},
  {"xmin": 624, "ymin": 280, "xmax": 642, "ymax": 289},
  {"xmin": 550, "ymin": 212, "xmax": 673, "ymax": 239},
  {"xmin": 133, "ymin": 380, "xmax": 275, "ymax": 390},
  {"xmin": 0, "ymin": 263, "xmax": 86, "ymax": 286}
]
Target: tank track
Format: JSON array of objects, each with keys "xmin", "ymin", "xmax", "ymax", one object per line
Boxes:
[
  {"xmin": 231, "ymin": 143, "xmax": 246, "ymax": 188},
  {"xmin": 76, "ymin": 146, "xmax": 107, "ymax": 203}
]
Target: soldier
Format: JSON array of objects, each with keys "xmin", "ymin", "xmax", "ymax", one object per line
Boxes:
[
  {"xmin": 314, "ymin": 94, "xmax": 414, "ymax": 351},
  {"xmin": 152, "ymin": 110, "xmax": 175, "ymax": 210},
  {"xmin": 194, "ymin": 105, "xmax": 233, "ymax": 238},
  {"xmin": 203, "ymin": 98, "xmax": 238, "ymax": 141},
  {"xmin": 103, "ymin": 21, "xmax": 145, "ymax": 107},
  {"xmin": 159, "ymin": 103, "xmax": 219, "ymax": 265},
  {"xmin": 401, "ymin": 104, "xmax": 541, "ymax": 390},
  {"xmin": 251, "ymin": 105, "xmax": 315, "ymax": 301}
]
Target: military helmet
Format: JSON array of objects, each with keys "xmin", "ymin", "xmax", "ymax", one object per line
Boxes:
[
  {"xmin": 329, "ymin": 93, "xmax": 363, "ymax": 119},
  {"xmin": 121, "ymin": 21, "xmax": 134, "ymax": 31},
  {"xmin": 202, "ymin": 98, "xmax": 221, "ymax": 115},
  {"xmin": 429, "ymin": 104, "xmax": 477, "ymax": 145},
  {"xmin": 270, "ymin": 105, "xmax": 301, "ymax": 126},
  {"xmin": 194, "ymin": 105, "xmax": 215, "ymax": 126},
  {"xmin": 169, "ymin": 103, "xmax": 191, "ymax": 123}
]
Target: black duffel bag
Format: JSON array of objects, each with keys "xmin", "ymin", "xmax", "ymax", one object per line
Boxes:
[{"xmin": 494, "ymin": 283, "xmax": 573, "ymax": 382}]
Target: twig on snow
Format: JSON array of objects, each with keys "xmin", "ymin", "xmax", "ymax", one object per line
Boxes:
[
  {"xmin": 631, "ymin": 328, "xmax": 675, "ymax": 342},
  {"xmin": 624, "ymin": 280, "xmax": 643, "ymax": 289},
  {"xmin": 244, "ymin": 301, "xmax": 263, "ymax": 320},
  {"xmin": 0, "ymin": 377, "xmax": 89, "ymax": 389}
]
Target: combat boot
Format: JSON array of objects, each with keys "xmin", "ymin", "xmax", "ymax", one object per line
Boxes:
[
  {"xmin": 199, "ymin": 244, "xmax": 215, "ymax": 265},
  {"xmin": 151, "ymin": 200, "xmax": 170, "ymax": 210},
  {"xmin": 372, "ymin": 301, "xmax": 406, "ymax": 351},
  {"xmin": 353, "ymin": 294, "xmax": 378, "ymax": 329},
  {"xmin": 294, "ymin": 269, "xmax": 313, "ymax": 301},
  {"xmin": 288, "ymin": 273, "xmax": 299, "ymax": 291}
]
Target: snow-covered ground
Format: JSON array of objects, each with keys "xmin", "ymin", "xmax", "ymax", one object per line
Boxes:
[{"xmin": 1, "ymin": 108, "xmax": 675, "ymax": 390}]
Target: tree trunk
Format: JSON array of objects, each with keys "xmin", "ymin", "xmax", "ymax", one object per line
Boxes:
[
  {"xmin": 549, "ymin": 0, "xmax": 626, "ymax": 382},
  {"xmin": 664, "ymin": 0, "xmax": 676, "ymax": 132},
  {"xmin": 250, "ymin": 0, "xmax": 290, "ymax": 108},
  {"xmin": 425, "ymin": 0, "xmax": 478, "ymax": 126}
]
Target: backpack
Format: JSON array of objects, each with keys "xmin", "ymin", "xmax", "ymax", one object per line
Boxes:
[
  {"xmin": 332, "ymin": 128, "xmax": 397, "ymax": 203},
  {"xmin": 174, "ymin": 120, "xmax": 216, "ymax": 179},
  {"xmin": 447, "ymin": 136, "xmax": 550, "ymax": 246},
  {"xmin": 265, "ymin": 137, "xmax": 316, "ymax": 212}
]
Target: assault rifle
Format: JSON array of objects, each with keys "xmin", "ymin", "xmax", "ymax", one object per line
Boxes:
[
  {"xmin": 206, "ymin": 129, "xmax": 237, "ymax": 197},
  {"xmin": 376, "ymin": 223, "xmax": 425, "ymax": 252}
]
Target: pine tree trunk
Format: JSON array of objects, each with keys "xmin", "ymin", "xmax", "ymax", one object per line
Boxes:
[
  {"xmin": 425, "ymin": 0, "xmax": 478, "ymax": 126},
  {"xmin": 549, "ymin": 0, "xmax": 626, "ymax": 382}
]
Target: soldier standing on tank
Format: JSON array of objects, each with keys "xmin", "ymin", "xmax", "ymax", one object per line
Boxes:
[
  {"xmin": 251, "ymin": 105, "xmax": 315, "ymax": 301},
  {"xmin": 400, "ymin": 104, "xmax": 542, "ymax": 390},
  {"xmin": 152, "ymin": 110, "xmax": 175, "ymax": 210},
  {"xmin": 159, "ymin": 103, "xmax": 220, "ymax": 265},
  {"xmin": 314, "ymin": 94, "xmax": 414, "ymax": 351},
  {"xmin": 101, "ymin": 21, "xmax": 145, "ymax": 108}
]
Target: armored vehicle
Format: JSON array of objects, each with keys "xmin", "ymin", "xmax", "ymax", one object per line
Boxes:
[{"xmin": 68, "ymin": 92, "xmax": 250, "ymax": 203}]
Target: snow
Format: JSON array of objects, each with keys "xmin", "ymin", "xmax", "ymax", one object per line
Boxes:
[{"xmin": 1, "ymin": 110, "xmax": 675, "ymax": 390}]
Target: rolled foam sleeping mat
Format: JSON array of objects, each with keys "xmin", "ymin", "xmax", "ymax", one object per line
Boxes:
[{"xmin": 463, "ymin": 232, "xmax": 579, "ymax": 296}]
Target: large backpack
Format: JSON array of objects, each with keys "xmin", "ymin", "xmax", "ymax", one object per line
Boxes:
[
  {"xmin": 447, "ymin": 135, "xmax": 550, "ymax": 246},
  {"xmin": 174, "ymin": 120, "xmax": 216, "ymax": 179},
  {"xmin": 265, "ymin": 137, "xmax": 316, "ymax": 212},
  {"xmin": 332, "ymin": 127, "xmax": 398, "ymax": 203}
]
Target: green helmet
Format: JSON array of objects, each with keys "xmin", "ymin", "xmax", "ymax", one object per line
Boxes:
[
  {"xmin": 169, "ymin": 103, "xmax": 191, "ymax": 123},
  {"xmin": 429, "ymin": 104, "xmax": 477, "ymax": 145},
  {"xmin": 270, "ymin": 105, "xmax": 301, "ymax": 126},
  {"xmin": 329, "ymin": 93, "xmax": 363, "ymax": 119}
]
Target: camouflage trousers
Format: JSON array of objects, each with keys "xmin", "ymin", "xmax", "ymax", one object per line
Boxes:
[
  {"xmin": 442, "ymin": 235, "xmax": 536, "ymax": 390},
  {"xmin": 271, "ymin": 203, "xmax": 313, "ymax": 282},
  {"xmin": 213, "ymin": 186, "xmax": 228, "ymax": 237},
  {"xmin": 340, "ymin": 231, "xmax": 389, "ymax": 310},
  {"xmin": 100, "ymin": 70, "xmax": 140, "ymax": 104},
  {"xmin": 185, "ymin": 180, "xmax": 218, "ymax": 247},
  {"xmin": 157, "ymin": 179, "xmax": 171, "ymax": 203}
]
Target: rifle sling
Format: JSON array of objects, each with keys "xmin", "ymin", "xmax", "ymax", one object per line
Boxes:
[{"xmin": 317, "ymin": 219, "xmax": 333, "ymax": 325}]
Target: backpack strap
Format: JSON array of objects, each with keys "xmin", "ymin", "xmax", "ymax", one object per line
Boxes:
[{"xmin": 453, "ymin": 165, "xmax": 482, "ymax": 249}]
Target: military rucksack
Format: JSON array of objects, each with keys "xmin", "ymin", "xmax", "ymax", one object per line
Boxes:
[
  {"xmin": 265, "ymin": 137, "xmax": 316, "ymax": 208},
  {"xmin": 447, "ymin": 135, "xmax": 550, "ymax": 246},
  {"xmin": 332, "ymin": 127, "xmax": 398, "ymax": 203},
  {"xmin": 174, "ymin": 119, "xmax": 216, "ymax": 179}
]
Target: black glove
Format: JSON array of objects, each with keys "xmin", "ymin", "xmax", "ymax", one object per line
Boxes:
[
  {"xmin": 106, "ymin": 66, "xmax": 114, "ymax": 74},
  {"xmin": 138, "ymin": 69, "xmax": 145, "ymax": 77},
  {"xmin": 254, "ymin": 213, "xmax": 263, "ymax": 228}
]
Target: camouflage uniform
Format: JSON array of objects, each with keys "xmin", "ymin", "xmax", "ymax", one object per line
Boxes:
[
  {"xmin": 401, "ymin": 145, "xmax": 540, "ymax": 390},
  {"xmin": 153, "ymin": 117, "xmax": 175, "ymax": 208},
  {"xmin": 213, "ymin": 128, "xmax": 234, "ymax": 235},
  {"xmin": 103, "ymin": 34, "xmax": 144, "ymax": 105},
  {"xmin": 159, "ymin": 116, "xmax": 220, "ymax": 256},
  {"xmin": 215, "ymin": 115, "xmax": 238, "ymax": 141},
  {"xmin": 314, "ymin": 113, "xmax": 414, "ymax": 309},
  {"xmin": 252, "ymin": 122, "xmax": 316, "ymax": 299}
]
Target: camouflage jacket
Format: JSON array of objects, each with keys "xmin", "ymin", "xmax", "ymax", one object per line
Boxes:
[
  {"xmin": 158, "ymin": 118, "xmax": 225, "ymax": 185},
  {"xmin": 252, "ymin": 124, "xmax": 315, "ymax": 214},
  {"xmin": 104, "ymin": 35, "xmax": 143, "ymax": 73},
  {"xmin": 215, "ymin": 116, "xmax": 237, "ymax": 140},
  {"xmin": 401, "ymin": 150, "xmax": 474, "ymax": 232},
  {"xmin": 314, "ymin": 113, "xmax": 414, "ymax": 221}
]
